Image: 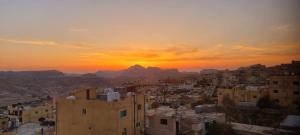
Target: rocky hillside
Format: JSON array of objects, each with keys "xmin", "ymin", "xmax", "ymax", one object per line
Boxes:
[{"xmin": 0, "ymin": 71, "xmax": 113, "ymax": 106}]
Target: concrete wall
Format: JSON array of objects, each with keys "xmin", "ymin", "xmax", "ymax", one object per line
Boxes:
[
  {"xmin": 268, "ymin": 76, "xmax": 300, "ymax": 108},
  {"xmin": 56, "ymin": 89, "xmax": 145, "ymax": 135},
  {"xmin": 146, "ymin": 116, "xmax": 176, "ymax": 135},
  {"xmin": 217, "ymin": 88, "xmax": 264, "ymax": 106},
  {"xmin": 22, "ymin": 105, "xmax": 54, "ymax": 123}
]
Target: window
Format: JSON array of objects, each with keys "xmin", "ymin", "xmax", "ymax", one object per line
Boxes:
[
  {"xmin": 138, "ymin": 104, "xmax": 142, "ymax": 110},
  {"xmin": 273, "ymin": 90, "xmax": 278, "ymax": 93},
  {"xmin": 122, "ymin": 128, "xmax": 127, "ymax": 135},
  {"xmin": 120, "ymin": 110, "xmax": 127, "ymax": 118},
  {"xmin": 253, "ymin": 96, "xmax": 257, "ymax": 98},
  {"xmin": 205, "ymin": 122, "xmax": 210, "ymax": 130},
  {"xmin": 273, "ymin": 81, "xmax": 278, "ymax": 84},
  {"xmin": 86, "ymin": 89, "xmax": 90, "ymax": 100},
  {"xmin": 274, "ymin": 99, "xmax": 279, "ymax": 103},
  {"xmin": 293, "ymin": 91, "xmax": 299, "ymax": 95},
  {"xmin": 82, "ymin": 108, "xmax": 87, "ymax": 115},
  {"xmin": 136, "ymin": 122, "xmax": 140, "ymax": 127},
  {"xmin": 160, "ymin": 119, "xmax": 168, "ymax": 125},
  {"xmin": 35, "ymin": 111, "xmax": 38, "ymax": 114},
  {"xmin": 45, "ymin": 109, "xmax": 48, "ymax": 112},
  {"xmin": 293, "ymin": 81, "xmax": 299, "ymax": 85},
  {"xmin": 293, "ymin": 101, "xmax": 299, "ymax": 105}
]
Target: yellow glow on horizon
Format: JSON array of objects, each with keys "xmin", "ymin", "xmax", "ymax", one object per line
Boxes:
[{"xmin": 1, "ymin": 39, "xmax": 299, "ymax": 72}]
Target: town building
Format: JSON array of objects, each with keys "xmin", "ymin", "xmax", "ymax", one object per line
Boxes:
[
  {"xmin": 268, "ymin": 75, "xmax": 300, "ymax": 109},
  {"xmin": 145, "ymin": 106, "xmax": 225, "ymax": 135},
  {"xmin": 21, "ymin": 104, "xmax": 54, "ymax": 123},
  {"xmin": 0, "ymin": 116, "xmax": 9, "ymax": 131},
  {"xmin": 217, "ymin": 86, "xmax": 267, "ymax": 107},
  {"xmin": 7, "ymin": 103, "xmax": 53, "ymax": 124},
  {"xmin": 55, "ymin": 88, "xmax": 145, "ymax": 135}
]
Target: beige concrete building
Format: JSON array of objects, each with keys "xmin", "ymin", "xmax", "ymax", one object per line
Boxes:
[
  {"xmin": 146, "ymin": 106, "xmax": 178, "ymax": 135},
  {"xmin": 217, "ymin": 87, "xmax": 267, "ymax": 107},
  {"xmin": 268, "ymin": 76, "xmax": 300, "ymax": 108},
  {"xmin": 146, "ymin": 106, "xmax": 225, "ymax": 135},
  {"xmin": 56, "ymin": 88, "xmax": 145, "ymax": 135},
  {"xmin": 7, "ymin": 103, "xmax": 54, "ymax": 124},
  {"xmin": 21, "ymin": 104, "xmax": 54, "ymax": 123},
  {"xmin": 217, "ymin": 75, "xmax": 300, "ymax": 109},
  {"xmin": 0, "ymin": 116, "xmax": 9, "ymax": 130}
]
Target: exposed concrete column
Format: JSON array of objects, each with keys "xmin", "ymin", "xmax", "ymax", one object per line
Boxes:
[{"xmin": 192, "ymin": 123, "xmax": 203, "ymax": 135}]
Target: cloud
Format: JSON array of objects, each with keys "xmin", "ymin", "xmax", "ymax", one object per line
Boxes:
[
  {"xmin": 0, "ymin": 38, "xmax": 58, "ymax": 46},
  {"xmin": 261, "ymin": 44, "xmax": 300, "ymax": 56},
  {"xmin": 233, "ymin": 45, "xmax": 265, "ymax": 51},
  {"xmin": 0, "ymin": 38, "xmax": 95, "ymax": 50},
  {"xmin": 67, "ymin": 42, "xmax": 96, "ymax": 49},
  {"xmin": 104, "ymin": 49, "xmax": 161, "ymax": 59},
  {"xmin": 271, "ymin": 24, "xmax": 294, "ymax": 32},
  {"xmin": 78, "ymin": 45, "xmax": 211, "ymax": 64},
  {"xmin": 69, "ymin": 28, "xmax": 89, "ymax": 32},
  {"xmin": 164, "ymin": 45, "xmax": 199, "ymax": 55}
]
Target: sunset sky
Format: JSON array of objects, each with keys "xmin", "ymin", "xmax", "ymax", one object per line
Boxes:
[{"xmin": 0, "ymin": 0, "xmax": 300, "ymax": 73}]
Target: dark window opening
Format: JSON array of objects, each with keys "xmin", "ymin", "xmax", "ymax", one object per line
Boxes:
[
  {"xmin": 82, "ymin": 108, "xmax": 87, "ymax": 115},
  {"xmin": 176, "ymin": 121, "xmax": 179, "ymax": 135},
  {"xmin": 138, "ymin": 104, "xmax": 142, "ymax": 110},
  {"xmin": 274, "ymin": 99, "xmax": 279, "ymax": 103},
  {"xmin": 253, "ymin": 96, "xmax": 257, "ymax": 98},
  {"xmin": 273, "ymin": 81, "xmax": 278, "ymax": 84},
  {"xmin": 293, "ymin": 91, "xmax": 299, "ymax": 95},
  {"xmin": 205, "ymin": 122, "xmax": 210, "ymax": 130},
  {"xmin": 120, "ymin": 110, "xmax": 127, "ymax": 118},
  {"xmin": 273, "ymin": 90, "xmax": 278, "ymax": 93},
  {"xmin": 35, "ymin": 111, "xmax": 38, "ymax": 114},
  {"xmin": 160, "ymin": 119, "xmax": 168, "ymax": 125},
  {"xmin": 122, "ymin": 128, "xmax": 127, "ymax": 135},
  {"xmin": 293, "ymin": 81, "xmax": 299, "ymax": 85},
  {"xmin": 45, "ymin": 109, "xmax": 48, "ymax": 112},
  {"xmin": 86, "ymin": 89, "xmax": 90, "ymax": 100}
]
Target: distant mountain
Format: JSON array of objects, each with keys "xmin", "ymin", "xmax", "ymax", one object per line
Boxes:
[
  {"xmin": 95, "ymin": 70, "xmax": 122, "ymax": 78},
  {"xmin": 0, "ymin": 70, "xmax": 64, "ymax": 78},
  {"xmin": 0, "ymin": 70, "xmax": 113, "ymax": 106},
  {"xmin": 95, "ymin": 65, "xmax": 180, "ymax": 80}
]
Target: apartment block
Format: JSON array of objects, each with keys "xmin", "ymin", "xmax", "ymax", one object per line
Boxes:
[
  {"xmin": 217, "ymin": 86, "xmax": 267, "ymax": 107},
  {"xmin": 268, "ymin": 76, "xmax": 300, "ymax": 108},
  {"xmin": 56, "ymin": 88, "xmax": 145, "ymax": 135}
]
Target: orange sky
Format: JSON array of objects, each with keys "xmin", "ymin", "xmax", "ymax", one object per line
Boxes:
[{"xmin": 0, "ymin": 0, "xmax": 300, "ymax": 73}]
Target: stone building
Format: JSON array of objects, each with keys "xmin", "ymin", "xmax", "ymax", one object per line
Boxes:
[
  {"xmin": 217, "ymin": 86, "xmax": 267, "ymax": 107},
  {"xmin": 268, "ymin": 75, "xmax": 300, "ymax": 108},
  {"xmin": 55, "ymin": 88, "xmax": 145, "ymax": 135}
]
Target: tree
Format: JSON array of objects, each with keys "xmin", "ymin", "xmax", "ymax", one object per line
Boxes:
[
  {"xmin": 206, "ymin": 123, "xmax": 237, "ymax": 135},
  {"xmin": 222, "ymin": 95, "xmax": 235, "ymax": 107},
  {"xmin": 256, "ymin": 96, "xmax": 278, "ymax": 109}
]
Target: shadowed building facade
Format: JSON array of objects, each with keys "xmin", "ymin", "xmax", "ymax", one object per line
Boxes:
[{"xmin": 268, "ymin": 75, "xmax": 300, "ymax": 108}]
